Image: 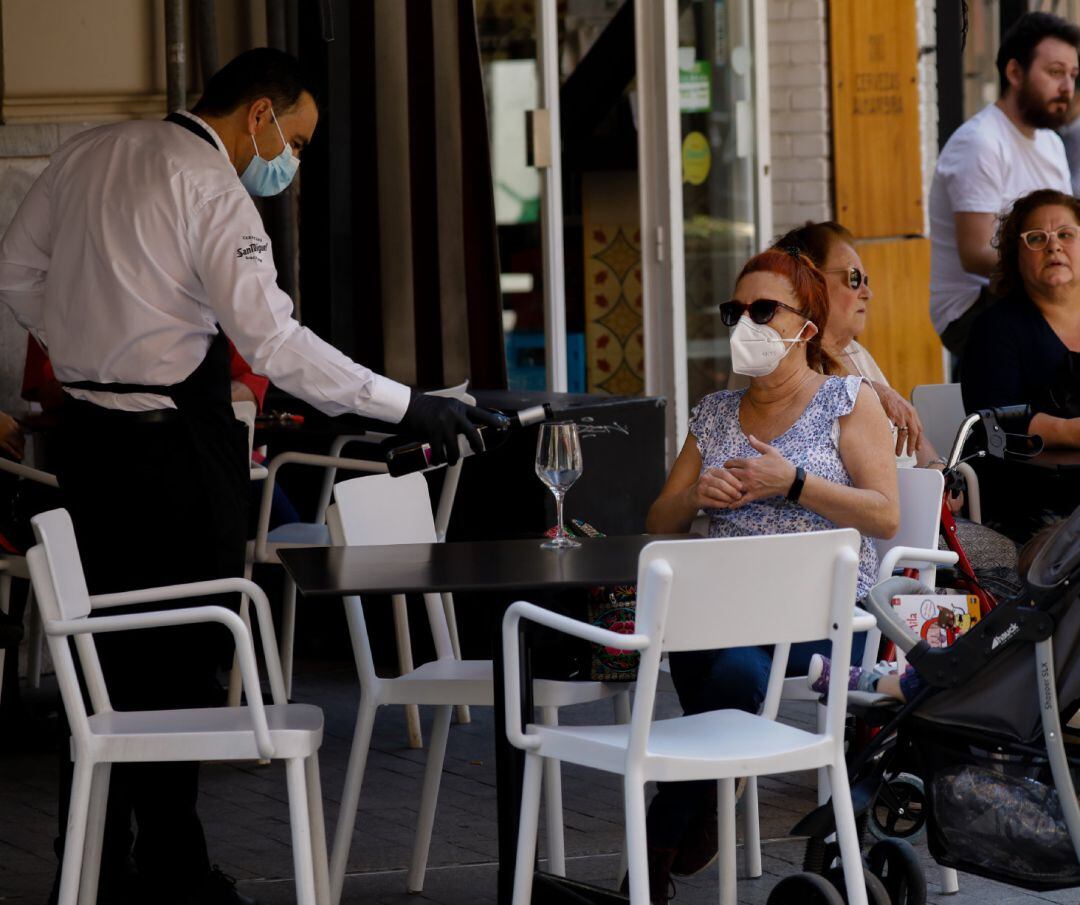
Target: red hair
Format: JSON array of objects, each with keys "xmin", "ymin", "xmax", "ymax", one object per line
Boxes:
[{"xmin": 736, "ymin": 247, "xmax": 836, "ymax": 374}]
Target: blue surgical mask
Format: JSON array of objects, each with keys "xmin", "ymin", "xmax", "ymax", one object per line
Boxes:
[{"xmin": 240, "ymin": 108, "xmax": 298, "ymax": 197}]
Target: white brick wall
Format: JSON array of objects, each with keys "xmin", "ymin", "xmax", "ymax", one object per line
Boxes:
[
  {"xmin": 766, "ymin": 0, "xmax": 936, "ymax": 237},
  {"xmin": 767, "ymin": 0, "xmax": 832, "ymax": 236}
]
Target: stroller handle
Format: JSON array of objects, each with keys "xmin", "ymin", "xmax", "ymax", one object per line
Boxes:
[{"xmin": 864, "ymin": 576, "xmax": 934, "ymax": 655}]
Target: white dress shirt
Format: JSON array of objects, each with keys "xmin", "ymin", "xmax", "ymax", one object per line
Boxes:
[{"xmin": 0, "ymin": 111, "xmax": 412, "ymax": 420}]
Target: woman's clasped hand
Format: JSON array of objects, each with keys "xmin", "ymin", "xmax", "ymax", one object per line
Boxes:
[{"xmin": 688, "ymin": 435, "xmax": 801, "ymax": 509}]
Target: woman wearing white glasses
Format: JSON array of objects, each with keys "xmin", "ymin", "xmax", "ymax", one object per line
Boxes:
[{"xmin": 961, "ymin": 188, "xmax": 1080, "ymax": 539}]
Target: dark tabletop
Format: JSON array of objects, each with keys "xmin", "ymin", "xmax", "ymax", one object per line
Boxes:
[{"xmin": 279, "ymin": 534, "xmax": 684, "ymax": 597}]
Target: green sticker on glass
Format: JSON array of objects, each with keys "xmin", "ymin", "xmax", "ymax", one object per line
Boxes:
[{"xmin": 679, "ymin": 60, "xmax": 711, "ymax": 113}]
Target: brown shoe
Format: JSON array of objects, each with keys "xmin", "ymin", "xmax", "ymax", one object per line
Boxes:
[
  {"xmin": 619, "ymin": 846, "xmax": 677, "ymax": 904},
  {"xmin": 670, "ymin": 779, "xmax": 745, "ymax": 877}
]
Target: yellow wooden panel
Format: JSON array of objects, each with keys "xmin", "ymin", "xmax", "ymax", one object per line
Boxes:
[
  {"xmin": 829, "ymin": 0, "xmax": 924, "ymax": 238},
  {"xmin": 855, "ymin": 238, "xmax": 943, "ymax": 399}
]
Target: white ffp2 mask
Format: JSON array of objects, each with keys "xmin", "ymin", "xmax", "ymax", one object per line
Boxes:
[{"xmin": 729, "ymin": 316, "xmax": 811, "ymax": 378}]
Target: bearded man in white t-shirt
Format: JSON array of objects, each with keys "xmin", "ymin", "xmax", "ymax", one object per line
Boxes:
[{"xmin": 930, "ymin": 11, "xmax": 1079, "ymax": 358}]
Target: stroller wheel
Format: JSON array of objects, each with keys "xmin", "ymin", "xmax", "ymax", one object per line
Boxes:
[
  {"xmin": 767, "ymin": 872, "xmax": 845, "ymax": 905},
  {"xmin": 823, "ymin": 864, "xmax": 891, "ymax": 905},
  {"xmin": 869, "ymin": 772, "xmax": 926, "ymax": 841},
  {"xmin": 868, "ymin": 839, "xmax": 927, "ymax": 905}
]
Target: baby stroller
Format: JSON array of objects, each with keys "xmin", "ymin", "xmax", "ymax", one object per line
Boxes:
[{"xmin": 771, "ymin": 500, "xmax": 1080, "ymax": 905}]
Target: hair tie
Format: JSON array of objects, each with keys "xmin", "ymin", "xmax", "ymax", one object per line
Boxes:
[{"xmin": 783, "ymin": 246, "xmax": 803, "ymax": 261}]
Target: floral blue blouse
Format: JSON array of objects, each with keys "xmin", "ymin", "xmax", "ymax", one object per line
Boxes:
[{"xmin": 689, "ymin": 374, "xmax": 877, "ymax": 599}]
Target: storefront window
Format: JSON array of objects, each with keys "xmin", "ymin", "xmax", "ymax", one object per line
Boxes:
[
  {"xmin": 677, "ymin": 0, "xmax": 759, "ymax": 407},
  {"xmin": 477, "ymin": 0, "xmax": 634, "ymax": 395}
]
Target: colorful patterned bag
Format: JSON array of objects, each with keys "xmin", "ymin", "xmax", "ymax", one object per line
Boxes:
[
  {"xmin": 585, "ymin": 584, "xmax": 639, "ymax": 681},
  {"xmin": 538, "ymin": 520, "xmax": 639, "ymax": 682}
]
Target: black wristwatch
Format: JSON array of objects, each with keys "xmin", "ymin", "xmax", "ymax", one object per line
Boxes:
[{"xmin": 786, "ymin": 466, "xmax": 806, "ymax": 503}]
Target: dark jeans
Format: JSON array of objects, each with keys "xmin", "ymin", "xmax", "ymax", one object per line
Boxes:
[{"xmin": 645, "ymin": 634, "xmax": 866, "ymax": 849}]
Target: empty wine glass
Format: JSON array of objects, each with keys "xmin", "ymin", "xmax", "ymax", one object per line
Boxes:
[{"xmin": 535, "ymin": 421, "xmax": 583, "ymax": 549}]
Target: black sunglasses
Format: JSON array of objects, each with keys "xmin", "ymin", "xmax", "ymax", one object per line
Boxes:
[
  {"xmin": 718, "ymin": 298, "xmax": 807, "ymax": 327},
  {"xmin": 824, "ymin": 266, "xmax": 870, "ymax": 290}
]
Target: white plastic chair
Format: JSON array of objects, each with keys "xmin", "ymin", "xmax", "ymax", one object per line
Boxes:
[
  {"xmin": 911, "ymin": 383, "xmax": 981, "ymax": 522},
  {"xmin": 326, "ymin": 471, "xmax": 631, "ymax": 903},
  {"xmin": 312, "ymin": 381, "xmax": 476, "ymax": 739},
  {"xmin": 236, "ymin": 449, "xmax": 386, "ymax": 705},
  {"xmin": 736, "ymin": 466, "xmax": 958, "ymax": 880},
  {"xmin": 237, "ymin": 384, "xmax": 474, "ymax": 707},
  {"xmin": 26, "ymin": 508, "xmax": 329, "ymax": 905},
  {"xmin": 503, "ymin": 530, "xmax": 869, "ymax": 905},
  {"xmin": 0, "ymin": 456, "xmax": 59, "ymax": 689}
]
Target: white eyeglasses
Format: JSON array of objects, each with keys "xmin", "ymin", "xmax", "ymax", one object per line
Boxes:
[{"xmin": 1019, "ymin": 226, "xmax": 1080, "ymax": 251}]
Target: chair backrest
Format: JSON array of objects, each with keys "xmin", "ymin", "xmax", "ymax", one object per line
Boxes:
[
  {"xmin": 333, "ymin": 472, "xmax": 437, "ymax": 546},
  {"xmin": 874, "ymin": 466, "xmax": 944, "ymax": 582},
  {"xmin": 30, "ymin": 509, "xmax": 92, "ymax": 622},
  {"xmin": 27, "ymin": 509, "xmax": 112, "ymax": 732},
  {"xmin": 331, "ymin": 473, "xmax": 453, "ymax": 659},
  {"xmin": 232, "ymin": 400, "xmax": 257, "ymax": 459},
  {"xmin": 911, "ymin": 383, "xmax": 965, "ymax": 462},
  {"xmin": 626, "ymin": 530, "xmax": 861, "ymax": 758},
  {"xmin": 640, "ymin": 529, "xmax": 861, "ymax": 653}
]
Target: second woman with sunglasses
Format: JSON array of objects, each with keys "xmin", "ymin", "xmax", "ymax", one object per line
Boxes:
[
  {"xmin": 636, "ymin": 248, "xmax": 898, "ymax": 905},
  {"xmin": 770, "ymin": 222, "xmax": 963, "ymax": 500}
]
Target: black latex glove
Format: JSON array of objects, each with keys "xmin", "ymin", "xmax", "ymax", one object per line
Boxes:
[{"xmin": 398, "ymin": 392, "xmax": 508, "ymax": 465}]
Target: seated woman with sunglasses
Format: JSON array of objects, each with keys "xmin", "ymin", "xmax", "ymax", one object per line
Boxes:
[
  {"xmin": 637, "ymin": 248, "xmax": 898, "ymax": 904},
  {"xmin": 773, "ymin": 223, "xmax": 940, "ymax": 462},
  {"xmin": 961, "ymin": 188, "xmax": 1080, "ymax": 540}
]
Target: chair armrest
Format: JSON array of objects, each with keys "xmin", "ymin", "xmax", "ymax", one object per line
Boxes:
[
  {"xmin": 46, "ymin": 604, "xmax": 275, "ymax": 758},
  {"xmin": 89, "ymin": 576, "xmax": 287, "ymax": 706},
  {"xmin": 852, "ymin": 608, "xmax": 877, "ymax": 632},
  {"xmin": 501, "ymin": 600, "xmax": 648, "ymax": 752},
  {"xmin": 0, "ymin": 457, "xmax": 59, "ymax": 488},
  {"xmin": 255, "ymin": 451, "xmax": 388, "ymax": 560},
  {"xmin": 877, "ymin": 546, "xmax": 958, "ymax": 582}
]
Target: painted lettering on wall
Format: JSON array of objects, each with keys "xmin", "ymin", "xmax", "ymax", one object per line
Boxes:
[{"xmin": 852, "ymin": 70, "xmax": 903, "ymax": 116}]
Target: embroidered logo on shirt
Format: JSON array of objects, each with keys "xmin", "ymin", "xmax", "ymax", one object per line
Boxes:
[{"xmin": 235, "ymin": 235, "xmax": 269, "ymax": 263}]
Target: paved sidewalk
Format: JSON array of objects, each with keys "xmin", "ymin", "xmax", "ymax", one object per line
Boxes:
[{"xmin": 0, "ymin": 658, "xmax": 1075, "ymax": 905}]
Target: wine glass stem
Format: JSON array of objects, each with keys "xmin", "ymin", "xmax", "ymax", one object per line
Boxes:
[{"xmin": 554, "ymin": 489, "xmax": 567, "ymax": 540}]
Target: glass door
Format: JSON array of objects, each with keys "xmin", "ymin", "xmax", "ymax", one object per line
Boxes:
[
  {"xmin": 636, "ymin": 0, "xmax": 770, "ymax": 460},
  {"xmin": 477, "ymin": 0, "xmax": 632, "ymax": 395},
  {"xmin": 677, "ymin": 0, "xmax": 767, "ymax": 411}
]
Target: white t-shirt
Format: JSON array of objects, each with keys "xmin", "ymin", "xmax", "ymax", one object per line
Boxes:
[
  {"xmin": 1061, "ymin": 117, "xmax": 1080, "ymax": 196},
  {"xmin": 929, "ymin": 103, "xmax": 1071, "ymax": 335}
]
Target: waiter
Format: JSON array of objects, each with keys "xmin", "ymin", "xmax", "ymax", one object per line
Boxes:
[{"xmin": 0, "ymin": 48, "xmax": 497, "ymax": 905}]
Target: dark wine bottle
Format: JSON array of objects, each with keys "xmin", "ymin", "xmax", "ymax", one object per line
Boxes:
[{"xmin": 385, "ymin": 403, "xmax": 554, "ymax": 477}]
